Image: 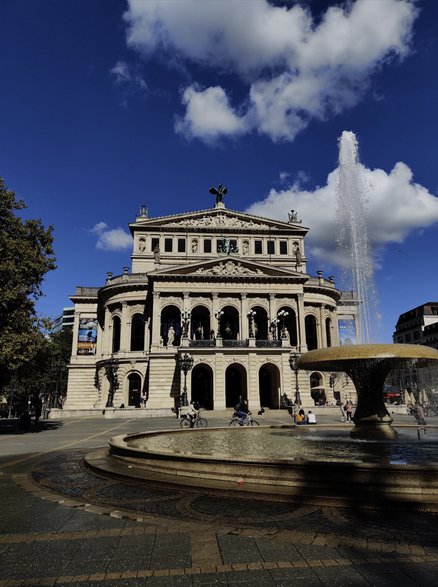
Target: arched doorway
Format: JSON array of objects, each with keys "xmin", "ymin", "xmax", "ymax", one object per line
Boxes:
[
  {"xmin": 325, "ymin": 317, "xmax": 332, "ymax": 347},
  {"xmin": 250, "ymin": 306, "xmax": 268, "ymax": 339},
  {"xmin": 259, "ymin": 364, "xmax": 281, "ymax": 409},
  {"xmin": 305, "ymin": 314, "xmax": 318, "ymax": 350},
  {"xmin": 191, "ymin": 364, "xmax": 214, "ymax": 409},
  {"xmin": 310, "ymin": 372, "xmax": 326, "ymax": 406},
  {"xmin": 161, "ymin": 305, "xmax": 181, "ymax": 346},
  {"xmin": 190, "ymin": 306, "xmax": 211, "ymax": 340},
  {"xmin": 225, "ymin": 363, "xmax": 247, "ymax": 408},
  {"xmin": 276, "ymin": 306, "xmax": 297, "ymax": 345},
  {"xmin": 130, "ymin": 313, "xmax": 145, "ymax": 351},
  {"xmin": 128, "ymin": 373, "xmax": 142, "ymax": 407},
  {"xmin": 220, "ymin": 305, "xmax": 239, "ymax": 340}
]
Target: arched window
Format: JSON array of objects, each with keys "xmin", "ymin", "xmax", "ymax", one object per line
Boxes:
[
  {"xmin": 112, "ymin": 316, "xmax": 121, "ymax": 353},
  {"xmin": 305, "ymin": 315, "xmax": 318, "ymax": 350},
  {"xmin": 325, "ymin": 317, "xmax": 332, "ymax": 347},
  {"xmin": 130, "ymin": 314, "xmax": 145, "ymax": 351}
]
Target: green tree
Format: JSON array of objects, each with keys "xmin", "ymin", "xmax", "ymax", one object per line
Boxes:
[{"xmin": 0, "ymin": 178, "xmax": 56, "ymax": 387}]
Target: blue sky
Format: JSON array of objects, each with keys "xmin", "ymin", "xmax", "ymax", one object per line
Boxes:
[{"xmin": 1, "ymin": 0, "xmax": 438, "ymax": 342}]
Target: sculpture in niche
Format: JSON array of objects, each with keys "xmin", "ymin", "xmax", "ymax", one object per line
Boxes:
[
  {"xmin": 192, "ymin": 240, "xmax": 198, "ymax": 253},
  {"xmin": 153, "ymin": 244, "xmax": 160, "ymax": 262},
  {"xmin": 138, "ymin": 238, "xmax": 146, "ymax": 252},
  {"xmin": 242, "ymin": 241, "xmax": 249, "ymax": 255},
  {"xmin": 167, "ymin": 325, "xmax": 175, "ymax": 346},
  {"xmin": 293, "ymin": 242, "xmax": 302, "ymax": 268}
]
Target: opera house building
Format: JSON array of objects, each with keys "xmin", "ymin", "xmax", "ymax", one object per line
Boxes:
[{"xmin": 63, "ymin": 191, "xmax": 357, "ymax": 415}]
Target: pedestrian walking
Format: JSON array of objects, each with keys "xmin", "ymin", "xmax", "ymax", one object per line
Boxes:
[{"xmin": 345, "ymin": 400, "xmax": 354, "ymax": 422}]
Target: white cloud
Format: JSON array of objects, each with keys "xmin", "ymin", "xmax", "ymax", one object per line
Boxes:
[
  {"xmin": 90, "ymin": 222, "xmax": 132, "ymax": 251},
  {"xmin": 175, "ymin": 85, "xmax": 247, "ymax": 142},
  {"xmin": 246, "ymin": 162, "xmax": 438, "ymax": 268},
  {"xmin": 123, "ymin": 0, "xmax": 417, "ymax": 143},
  {"xmin": 110, "ymin": 60, "xmax": 148, "ymax": 92}
]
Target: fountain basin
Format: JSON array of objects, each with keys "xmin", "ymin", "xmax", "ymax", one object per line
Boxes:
[
  {"xmin": 298, "ymin": 344, "xmax": 438, "ymax": 440},
  {"xmin": 85, "ymin": 426, "xmax": 438, "ymax": 511}
]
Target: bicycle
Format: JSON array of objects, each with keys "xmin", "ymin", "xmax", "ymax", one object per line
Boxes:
[
  {"xmin": 229, "ymin": 411, "xmax": 259, "ymax": 426},
  {"xmin": 179, "ymin": 411, "xmax": 208, "ymax": 429}
]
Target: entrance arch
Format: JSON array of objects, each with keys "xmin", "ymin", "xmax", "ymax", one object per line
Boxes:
[
  {"xmin": 127, "ymin": 373, "xmax": 142, "ymax": 407},
  {"xmin": 225, "ymin": 363, "xmax": 247, "ymax": 408},
  {"xmin": 259, "ymin": 363, "xmax": 281, "ymax": 409},
  {"xmin": 161, "ymin": 305, "xmax": 181, "ymax": 346},
  {"xmin": 310, "ymin": 371, "xmax": 326, "ymax": 406},
  {"xmin": 191, "ymin": 364, "xmax": 214, "ymax": 409},
  {"xmin": 220, "ymin": 306, "xmax": 239, "ymax": 340}
]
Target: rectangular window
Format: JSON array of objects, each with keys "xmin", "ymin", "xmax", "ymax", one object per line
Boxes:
[
  {"xmin": 216, "ymin": 239, "xmax": 222, "ymax": 253},
  {"xmin": 151, "ymin": 237, "xmax": 159, "ymax": 252},
  {"xmin": 254, "ymin": 240, "xmax": 262, "ymax": 254},
  {"xmin": 267, "ymin": 240, "xmax": 275, "ymax": 255},
  {"xmin": 230, "ymin": 239, "xmax": 237, "ymax": 251},
  {"xmin": 279, "ymin": 241, "xmax": 287, "ymax": 255},
  {"xmin": 164, "ymin": 238, "xmax": 173, "ymax": 252},
  {"xmin": 177, "ymin": 238, "xmax": 186, "ymax": 253},
  {"xmin": 204, "ymin": 239, "xmax": 212, "ymax": 253}
]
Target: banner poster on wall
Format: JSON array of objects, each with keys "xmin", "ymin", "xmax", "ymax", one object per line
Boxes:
[
  {"xmin": 338, "ymin": 318, "xmax": 357, "ymax": 346},
  {"xmin": 77, "ymin": 318, "xmax": 98, "ymax": 355}
]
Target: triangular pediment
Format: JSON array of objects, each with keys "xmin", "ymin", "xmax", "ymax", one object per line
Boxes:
[
  {"xmin": 130, "ymin": 206, "xmax": 308, "ymax": 234},
  {"xmin": 150, "ymin": 257, "xmax": 307, "ymax": 280}
]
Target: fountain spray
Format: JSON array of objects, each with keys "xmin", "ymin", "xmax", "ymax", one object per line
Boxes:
[{"xmin": 336, "ymin": 131, "xmax": 378, "ymax": 342}]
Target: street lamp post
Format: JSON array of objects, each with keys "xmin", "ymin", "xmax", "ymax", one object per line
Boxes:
[
  {"xmin": 178, "ymin": 353, "xmax": 194, "ymax": 406},
  {"xmin": 278, "ymin": 310, "xmax": 289, "ymax": 338},
  {"xmin": 104, "ymin": 355, "xmax": 119, "ymax": 408},
  {"xmin": 215, "ymin": 310, "xmax": 224, "ymax": 338},
  {"xmin": 247, "ymin": 310, "xmax": 256, "ymax": 337},
  {"xmin": 289, "ymin": 352, "xmax": 301, "ymax": 405}
]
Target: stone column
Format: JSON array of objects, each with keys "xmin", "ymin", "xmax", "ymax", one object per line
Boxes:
[
  {"xmin": 241, "ymin": 293, "xmax": 249, "ymax": 340},
  {"xmin": 297, "ymin": 293, "xmax": 307, "ymax": 352},
  {"xmin": 120, "ymin": 302, "xmax": 130, "ymax": 352},
  {"xmin": 151, "ymin": 291, "xmax": 161, "ymax": 348},
  {"xmin": 103, "ymin": 306, "xmax": 112, "ymax": 355},
  {"xmin": 319, "ymin": 306, "xmax": 326, "ymax": 349}
]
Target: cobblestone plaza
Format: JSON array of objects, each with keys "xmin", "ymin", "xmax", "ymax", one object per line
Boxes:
[{"xmin": 1, "ymin": 413, "xmax": 438, "ymax": 585}]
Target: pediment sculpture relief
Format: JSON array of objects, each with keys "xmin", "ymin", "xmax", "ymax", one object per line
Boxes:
[
  {"xmin": 163, "ymin": 214, "xmax": 273, "ymax": 230},
  {"xmin": 195, "ymin": 261, "xmax": 263, "ymax": 276}
]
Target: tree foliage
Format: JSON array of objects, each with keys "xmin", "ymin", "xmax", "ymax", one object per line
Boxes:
[{"xmin": 0, "ymin": 178, "xmax": 56, "ymax": 385}]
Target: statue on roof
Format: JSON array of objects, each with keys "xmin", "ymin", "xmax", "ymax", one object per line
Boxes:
[{"xmin": 209, "ymin": 184, "xmax": 228, "ymax": 205}]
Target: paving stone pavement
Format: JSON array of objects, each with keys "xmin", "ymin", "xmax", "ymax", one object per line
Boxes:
[{"xmin": 1, "ymin": 415, "xmax": 438, "ymax": 585}]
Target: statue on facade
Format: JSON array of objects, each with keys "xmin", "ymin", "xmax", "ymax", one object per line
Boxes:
[
  {"xmin": 167, "ymin": 325, "xmax": 175, "ymax": 346},
  {"xmin": 153, "ymin": 243, "xmax": 160, "ymax": 262},
  {"xmin": 293, "ymin": 242, "xmax": 302, "ymax": 268},
  {"xmin": 209, "ymin": 184, "xmax": 228, "ymax": 205}
]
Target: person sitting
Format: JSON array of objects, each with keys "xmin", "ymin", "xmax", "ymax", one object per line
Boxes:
[
  {"xmin": 295, "ymin": 409, "xmax": 306, "ymax": 425},
  {"xmin": 306, "ymin": 410, "xmax": 317, "ymax": 425}
]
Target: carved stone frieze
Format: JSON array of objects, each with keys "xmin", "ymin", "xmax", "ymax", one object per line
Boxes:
[
  {"xmin": 196, "ymin": 261, "xmax": 263, "ymax": 276},
  {"xmin": 160, "ymin": 296, "xmax": 182, "ymax": 308},
  {"xmin": 162, "ymin": 214, "xmax": 274, "ymax": 230}
]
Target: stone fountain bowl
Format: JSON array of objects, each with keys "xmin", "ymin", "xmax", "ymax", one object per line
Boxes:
[{"xmin": 298, "ymin": 344, "xmax": 438, "ymax": 440}]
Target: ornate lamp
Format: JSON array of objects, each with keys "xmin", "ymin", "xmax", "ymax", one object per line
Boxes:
[
  {"xmin": 178, "ymin": 353, "xmax": 194, "ymax": 407},
  {"xmin": 278, "ymin": 310, "xmax": 289, "ymax": 338},
  {"xmin": 104, "ymin": 354, "xmax": 119, "ymax": 408},
  {"xmin": 247, "ymin": 310, "xmax": 256, "ymax": 337},
  {"xmin": 289, "ymin": 352, "xmax": 301, "ymax": 405}
]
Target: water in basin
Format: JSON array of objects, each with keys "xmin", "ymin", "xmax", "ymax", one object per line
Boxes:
[{"xmin": 127, "ymin": 427, "xmax": 438, "ymax": 466}]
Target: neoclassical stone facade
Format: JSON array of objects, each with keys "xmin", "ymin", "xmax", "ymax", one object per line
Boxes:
[{"xmin": 64, "ymin": 197, "xmax": 354, "ymax": 414}]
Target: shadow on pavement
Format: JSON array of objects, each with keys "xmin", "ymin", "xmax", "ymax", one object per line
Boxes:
[{"xmin": 0, "ymin": 418, "xmax": 63, "ymax": 435}]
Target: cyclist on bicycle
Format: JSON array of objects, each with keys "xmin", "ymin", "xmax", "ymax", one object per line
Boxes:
[
  {"xmin": 187, "ymin": 400, "xmax": 200, "ymax": 425},
  {"xmin": 234, "ymin": 398, "xmax": 249, "ymax": 425}
]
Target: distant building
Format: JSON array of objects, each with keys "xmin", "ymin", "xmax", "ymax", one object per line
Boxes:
[
  {"xmin": 52, "ymin": 307, "xmax": 75, "ymax": 334},
  {"xmin": 391, "ymin": 302, "xmax": 438, "ymax": 396},
  {"xmin": 393, "ymin": 302, "xmax": 438, "ymax": 348}
]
